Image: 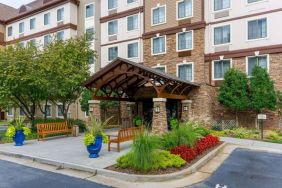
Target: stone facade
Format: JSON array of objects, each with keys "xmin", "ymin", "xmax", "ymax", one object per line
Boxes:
[
  {"xmin": 152, "ymin": 98, "xmax": 167, "ymax": 135},
  {"xmin": 208, "ymin": 53, "xmax": 282, "ymax": 129},
  {"xmin": 89, "ymin": 100, "xmax": 101, "ymax": 122}
]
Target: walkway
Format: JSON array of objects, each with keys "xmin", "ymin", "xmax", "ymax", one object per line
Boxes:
[
  {"xmin": 221, "ymin": 137, "xmax": 282, "ymax": 151},
  {"xmin": 0, "ymin": 134, "xmax": 132, "ymax": 170}
]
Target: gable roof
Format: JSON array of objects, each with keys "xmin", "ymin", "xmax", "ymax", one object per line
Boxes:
[{"xmin": 0, "ymin": 3, "xmax": 18, "ymax": 22}]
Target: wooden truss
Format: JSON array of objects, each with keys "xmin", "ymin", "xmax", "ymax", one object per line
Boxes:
[{"xmin": 83, "ymin": 58, "xmax": 200, "ymax": 101}]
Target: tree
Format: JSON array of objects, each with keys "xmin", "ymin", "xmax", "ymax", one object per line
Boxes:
[
  {"xmin": 249, "ymin": 66, "xmax": 277, "ymax": 115},
  {"xmin": 42, "ymin": 36, "xmax": 95, "ymax": 119},
  {"xmin": 0, "ymin": 44, "xmax": 48, "ymax": 124},
  {"xmin": 218, "ymin": 68, "xmax": 249, "ymax": 125},
  {"xmin": 276, "ymin": 91, "xmax": 282, "ymax": 119},
  {"xmin": 80, "ymin": 89, "xmax": 93, "ymax": 113}
]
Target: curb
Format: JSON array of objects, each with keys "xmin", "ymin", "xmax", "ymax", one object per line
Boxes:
[
  {"xmin": 0, "ymin": 143, "xmax": 226, "ymax": 183},
  {"xmin": 96, "ymin": 142, "xmax": 227, "ymax": 182}
]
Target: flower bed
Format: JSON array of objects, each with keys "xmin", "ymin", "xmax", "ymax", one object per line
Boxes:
[{"xmin": 171, "ymin": 135, "xmax": 220, "ymax": 162}]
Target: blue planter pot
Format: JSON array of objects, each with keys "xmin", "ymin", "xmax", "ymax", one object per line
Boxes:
[
  {"xmin": 86, "ymin": 136, "xmax": 103, "ymax": 158},
  {"xmin": 13, "ymin": 130, "xmax": 25, "ymax": 146}
]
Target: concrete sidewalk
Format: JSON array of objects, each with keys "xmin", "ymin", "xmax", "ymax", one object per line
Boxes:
[
  {"xmin": 0, "ymin": 135, "xmax": 132, "ymax": 169},
  {"xmin": 221, "ymin": 137, "xmax": 282, "ymax": 151}
]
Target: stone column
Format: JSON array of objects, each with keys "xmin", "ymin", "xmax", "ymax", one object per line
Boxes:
[
  {"xmin": 88, "ymin": 100, "xmax": 101, "ymax": 122},
  {"xmin": 126, "ymin": 102, "xmax": 135, "ymax": 127},
  {"xmin": 152, "ymin": 98, "xmax": 167, "ymax": 135},
  {"xmin": 181, "ymin": 100, "xmax": 192, "ymax": 122}
]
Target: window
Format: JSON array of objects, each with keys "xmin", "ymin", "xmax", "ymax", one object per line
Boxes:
[
  {"xmin": 152, "ymin": 6, "xmax": 166, "ymax": 25},
  {"xmin": 152, "ymin": 36, "xmax": 166, "ymax": 55},
  {"xmin": 44, "ymin": 13, "xmax": 50, "ymax": 25},
  {"xmin": 45, "ymin": 105, "xmax": 52, "ymax": 117},
  {"xmin": 154, "ymin": 66, "xmax": 166, "ymax": 73},
  {"xmin": 86, "ymin": 27, "xmax": 95, "ymax": 41},
  {"xmin": 108, "ymin": 20, "xmax": 118, "ymax": 35},
  {"xmin": 178, "ymin": 63, "xmax": 193, "ymax": 81},
  {"xmin": 29, "ymin": 39, "xmax": 36, "ymax": 46},
  {"xmin": 30, "ymin": 18, "xmax": 36, "ymax": 30},
  {"xmin": 248, "ymin": 18, "xmax": 267, "ymax": 40},
  {"xmin": 57, "ymin": 31, "xmax": 64, "ymax": 40},
  {"xmin": 214, "ymin": 0, "xmax": 230, "ymax": 11},
  {"xmin": 8, "ymin": 27, "xmax": 12, "ymax": 37},
  {"xmin": 247, "ymin": 55, "xmax": 268, "ymax": 76},
  {"xmin": 20, "ymin": 108, "xmax": 25, "ymax": 116},
  {"xmin": 213, "ymin": 60, "xmax": 231, "ymax": 80},
  {"xmin": 44, "ymin": 35, "xmax": 51, "ymax": 46},
  {"xmin": 19, "ymin": 42, "xmax": 25, "ymax": 48},
  {"xmin": 177, "ymin": 31, "xmax": 193, "ymax": 51},
  {"xmin": 127, "ymin": 0, "xmax": 137, "ymax": 4},
  {"xmin": 19, "ymin": 22, "xmax": 24, "ymax": 34},
  {"xmin": 127, "ymin": 15, "xmax": 138, "ymax": 31},
  {"xmin": 86, "ymin": 4, "xmax": 94, "ymax": 18},
  {"xmin": 214, "ymin": 25, "xmax": 230, "ymax": 45},
  {"xmin": 108, "ymin": 0, "xmax": 117, "ymax": 10},
  {"xmin": 88, "ymin": 55, "xmax": 95, "ymax": 65},
  {"xmin": 57, "ymin": 8, "xmax": 64, "ymax": 22},
  {"xmin": 108, "ymin": 47, "xmax": 118, "ymax": 61},
  {"xmin": 248, "ymin": 0, "xmax": 263, "ymax": 3},
  {"xmin": 7, "ymin": 108, "xmax": 13, "ymax": 116},
  {"xmin": 57, "ymin": 105, "xmax": 63, "ymax": 117},
  {"xmin": 128, "ymin": 42, "xmax": 138, "ymax": 58},
  {"xmin": 177, "ymin": 0, "xmax": 193, "ymax": 19}
]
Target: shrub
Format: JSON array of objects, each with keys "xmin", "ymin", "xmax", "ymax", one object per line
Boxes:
[
  {"xmin": 133, "ymin": 116, "xmax": 142, "ymax": 127},
  {"xmin": 117, "ymin": 150, "xmax": 185, "ymax": 171},
  {"xmin": 194, "ymin": 127, "xmax": 211, "ymax": 137},
  {"xmin": 171, "ymin": 146, "xmax": 197, "ymax": 162},
  {"xmin": 196, "ymin": 135, "xmax": 220, "ymax": 154},
  {"xmin": 266, "ymin": 131, "xmax": 281, "ymax": 141},
  {"xmin": 170, "ymin": 118, "xmax": 179, "ymax": 130},
  {"xmin": 160, "ymin": 122, "xmax": 201, "ymax": 150},
  {"xmin": 211, "ymin": 123, "xmax": 222, "ymax": 131},
  {"xmin": 229, "ymin": 128, "xmax": 251, "ymax": 139},
  {"xmin": 68, "ymin": 119, "xmax": 86, "ymax": 133}
]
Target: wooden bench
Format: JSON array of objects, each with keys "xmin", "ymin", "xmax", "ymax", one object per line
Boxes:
[
  {"xmin": 107, "ymin": 127, "xmax": 143, "ymax": 152},
  {"xmin": 37, "ymin": 122, "xmax": 72, "ymax": 141}
]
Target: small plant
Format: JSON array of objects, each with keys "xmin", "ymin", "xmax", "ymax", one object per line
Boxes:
[
  {"xmin": 5, "ymin": 117, "xmax": 31, "ymax": 139},
  {"xmin": 230, "ymin": 128, "xmax": 251, "ymax": 139},
  {"xmin": 170, "ymin": 118, "xmax": 179, "ymax": 130},
  {"xmin": 211, "ymin": 123, "xmax": 222, "ymax": 131},
  {"xmin": 266, "ymin": 131, "xmax": 281, "ymax": 141},
  {"xmin": 133, "ymin": 116, "xmax": 142, "ymax": 127},
  {"xmin": 83, "ymin": 117, "xmax": 112, "ymax": 146}
]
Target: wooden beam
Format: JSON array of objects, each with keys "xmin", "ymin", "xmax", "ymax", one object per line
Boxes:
[
  {"xmin": 158, "ymin": 92, "xmax": 189, "ymax": 100},
  {"xmin": 92, "ymin": 95, "xmax": 136, "ymax": 102}
]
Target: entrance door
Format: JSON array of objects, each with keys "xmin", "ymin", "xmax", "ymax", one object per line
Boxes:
[{"xmin": 143, "ymin": 99, "xmax": 153, "ymax": 128}]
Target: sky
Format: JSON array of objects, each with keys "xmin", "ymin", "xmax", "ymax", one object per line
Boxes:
[{"xmin": 0, "ymin": 0, "xmax": 34, "ymax": 8}]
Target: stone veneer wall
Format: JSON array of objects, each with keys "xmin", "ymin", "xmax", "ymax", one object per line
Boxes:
[
  {"xmin": 209, "ymin": 53, "xmax": 282, "ymax": 129},
  {"xmin": 152, "ymin": 99, "xmax": 167, "ymax": 135}
]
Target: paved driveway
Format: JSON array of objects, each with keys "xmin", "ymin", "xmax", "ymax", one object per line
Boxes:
[
  {"xmin": 0, "ymin": 160, "xmax": 111, "ymax": 188},
  {"xmin": 189, "ymin": 148, "xmax": 282, "ymax": 188}
]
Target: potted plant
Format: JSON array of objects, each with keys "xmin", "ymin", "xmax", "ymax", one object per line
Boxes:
[
  {"xmin": 133, "ymin": 116, "xmax": 142, "ymax": 127},
  {"xmin": 83, "ymin": 117, "xmax": 112, "ymax": 158},
  {"xmin": 5, "ymin": 117, "xmax": 31, "ymax": 146}
]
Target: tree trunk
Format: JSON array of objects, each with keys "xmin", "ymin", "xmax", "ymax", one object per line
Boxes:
[{"xmin": 235, "ymin": 111, "xmax": 239, "ymax": 127}]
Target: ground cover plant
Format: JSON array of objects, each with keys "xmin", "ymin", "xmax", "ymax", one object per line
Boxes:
[{"xmin": 116, "ymin": 121, "xmax": 220, "ymax": 173}]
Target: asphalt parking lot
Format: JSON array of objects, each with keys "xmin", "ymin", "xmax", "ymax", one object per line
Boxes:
[
  {"xmin": 0, "ymin": 159, "xmax": 111, "ymax": 188},
  {"xmin": 189, "ymin": 148, "xmax": 282, "ymax": 188}
]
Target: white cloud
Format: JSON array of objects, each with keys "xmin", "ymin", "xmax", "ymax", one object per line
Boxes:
[{"xmin": 0, "ymin": 0, "xmax": 34, "ymax": 8}]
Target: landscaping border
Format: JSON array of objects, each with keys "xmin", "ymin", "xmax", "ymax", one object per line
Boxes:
[{"xmin": 0, "ymin": 142, "xmax": 226, "ymax": 182}]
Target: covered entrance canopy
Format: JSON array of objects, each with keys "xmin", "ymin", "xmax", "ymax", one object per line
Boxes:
[{"xmin": 83, "ymin": 58, "xmax": 200, "ymax": 101}]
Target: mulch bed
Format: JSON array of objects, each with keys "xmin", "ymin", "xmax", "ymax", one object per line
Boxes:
[{"xmin": 106, "ymin": 142, "xmax": 224, "ymax": 175}]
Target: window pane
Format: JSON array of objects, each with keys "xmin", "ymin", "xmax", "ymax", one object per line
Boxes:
[
  {"xmin": 86, "ymin": 4, "xmax": 94, "ymax": 18},
  {"xmin": 248, "ymin": 18, "xmax": 267, "ymax": 40},
  {"xmin": 128, "ymin": 43, "xmax": 138, "ymax": 58},
  {"xmin": 8, "ymin": 27, "xmax": 12, "ymax": 37},
  {"xmin": 214, "ymin": 25, "xmax": 230, "ymax": 45},
  {"xmin": 248, "ymin": 57, "xmax": 257, "ymax": 76},
  {"xmin": 108, "ymin": 0, "xmax": 117, "ymax": 9},
  {"xmin": 57, "ymin": 8, "xmax": 64, "ymax": 21},
  {"xmin": 30, "ymin": 18, "xmax": 35, "ymax": 30},
  {"xmin": 20, "ymin": 108, "xmax": 25, "ymax": 116},
  {"xmin": 248, "ymin": 0, "xmax": 262, "ymax": 3},
  {"xmin": 127, "ymin": 0, "xmax": 137, "ymax": 3},
  {"xmin": 7, "ymin": 108, "xmax": 13, "ymax": 116},
  {"xmin": 153, "ymin": 6, "xmax": 165, "ymax": 25},
  {"xmin": 108, "ymin": 20, "xmax": 118, "ymax": 35},
  {"xmin": 19, "ymin": 22, "xmax": 24, "ymax": 33},
  {"xmin": 178, "ymin": 64, "xmax": 193, "ymax": 81},
  {"xmin": 57, "ymin": 31, "xmax": 64, "ymax": 40},
  {"xmin": 108, "ymin": 47, "xmax": 118, "ymax": 61},
  {"xmin": 214, "ymin": 60, "xmax": 230, "ymax": 79},
  {"xmin": 178, "ymin": 0, "xmax": 192, "ymax": 19},
  {"xmin": 57, "ymin": 105, "xmax": 63, "ymax": 117},
  {"xmin": 154, "ymin": 67, "xmax": 166, "ymax": 73},
  {"xmin": 214, "ymin": 0, "xmax": 230, "ymax": 11},
  {"xmin": 44, "ymin": 35, "xmax": 51, "ymax": 46},
  {"xmin": 178, "ymin": 31, "xmax": 192, "ymax": 50},
  {"xmin": 46, "ymin": 105, "xmax": 51, "ymax": 117},
  {"xmin": 127, "ymin": 15, "xmax": 138, "ymax": 31},
  {"xmin": 86, "ymin": 28, "xmax": 94, "ymax": 41},
  {"xmin": 153, "ymin": 37, "xmax": 165, "ymax": 54},
  {"xmin": 44, "ymin": 13, "xmax": 50, "ymax": 25}
]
